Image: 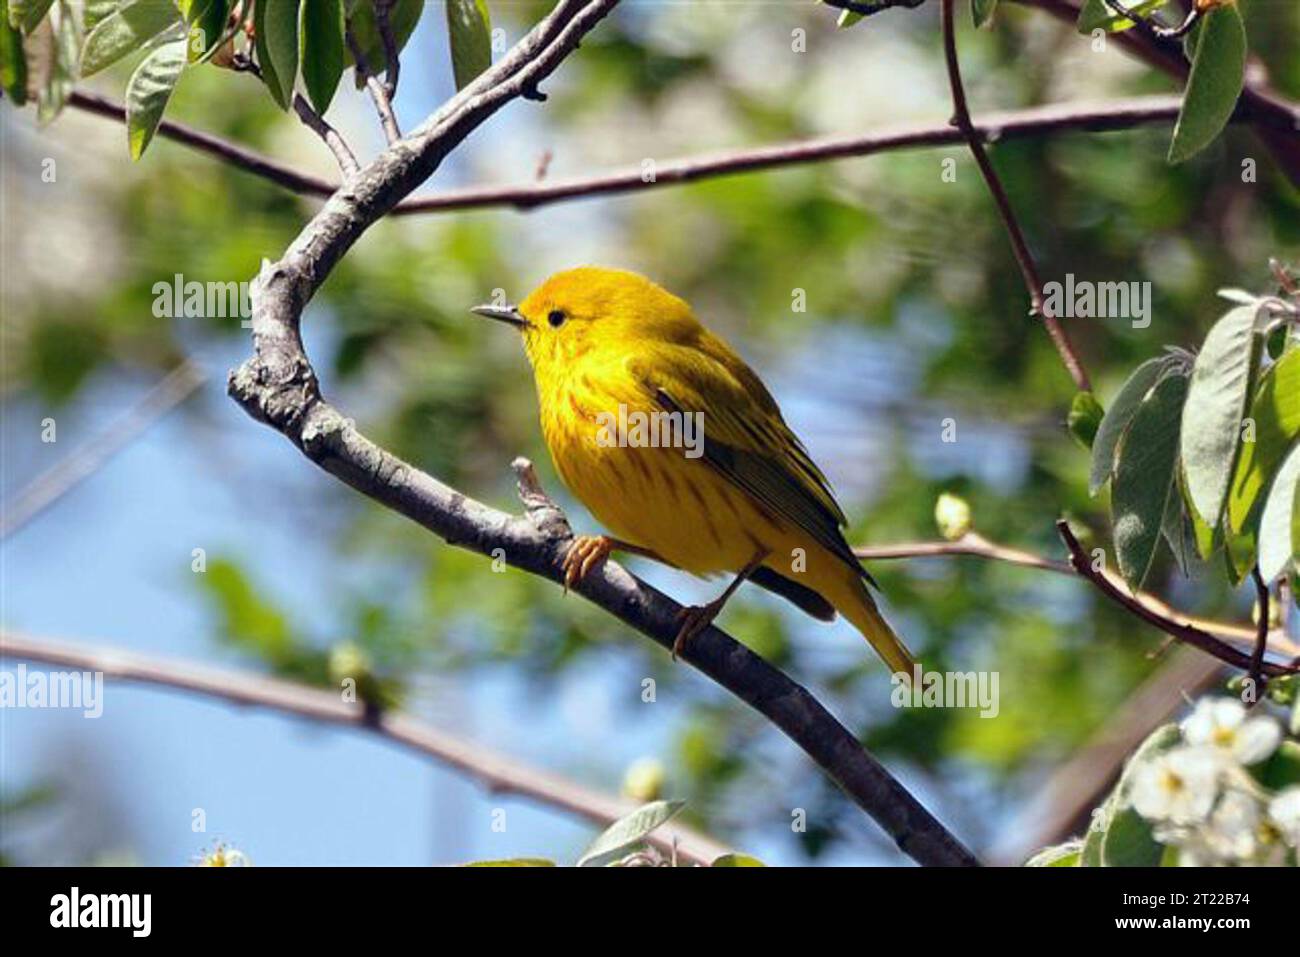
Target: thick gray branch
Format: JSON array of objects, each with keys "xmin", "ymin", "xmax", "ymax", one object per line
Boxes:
[{"xmin": 227, "ymin": 0, "xmax": 977, "ymax": 867}]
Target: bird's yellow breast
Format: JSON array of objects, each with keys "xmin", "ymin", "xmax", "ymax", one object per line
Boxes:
[{"xmin": 537, "ymin": 361, "xmax": 776, "ymax": 577}]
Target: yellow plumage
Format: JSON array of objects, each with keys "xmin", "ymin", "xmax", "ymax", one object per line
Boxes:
[{"xmin": 475, "ymin": 266, "xmax": 915, "ymax": 676}]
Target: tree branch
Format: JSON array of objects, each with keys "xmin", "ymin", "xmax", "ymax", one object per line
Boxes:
[
  {"xmin": 346, "ymin": 26, "xmax": 402, "ymax": 144},
  {"xmin": 1011, "ymin": 0, "xmax": 1300, "ymax": 188},
  {"xmin": 66, "ymin": 87, "xmax": 1208, "ymax": 214},
  {"xmin": 1248, "ymin": 566, "xmax": 1270, "ymax": 691},
  {"xmin": 855, "ymin": 530, "xmax": 1300, "ymax": 659},
  {"xmin": 292, "ymin": 93, "xmax": 361, "ymax": 177},
  {"xmin": 374, "ymin": 0, "xmax": 401, "ymax": 100},
  {"xmin": 0, "ymin": 629, "xmax": 729, "ymax": 866},
  {"xmin": 940, "ymin": 0, "xmax": 1091, "ymax": 391},
  {"xmin": 855, "ymin": 530, "xmax": 1072, "ymax": 574},
  {"xmin": 228, "ymin": 52, "xmax": 361, "ymax": 178},
  {"xmin": 66, "ymin": 89, "xmax": 339, "ymax": 197},
  {"xmin": 1056, "ymin": 521, "xmax": 1299, "ymax": 677},
  {"xmin": 223, "ymin": 0, "xmax": 976, "ymax": 866}
]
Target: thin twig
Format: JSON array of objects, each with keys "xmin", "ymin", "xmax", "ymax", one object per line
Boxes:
[
  {"xmin": 1102, "ymin": 0, "xmax": 1201, "ymax": 41},
  {"xmin": 1248, "ymin": 566, "xmax": 1270, "ymax": 692},
  {"xmin": 1, "ymin": 361, "xmax": 205, "ymax": 540},
  {"xmin": 230, "ymin": 51, "xmax": 361, "ymax": 177},
  {"xmin": 855, "ymin": 531, "xmax": 1071, "ymax": 573},
  {"xmin": 855, "ymin": 531, "xmax": 1296, "ymax": 656},
  {"xmin": 0, "ymin": 630, "xmax": 729, "ymax": 866},
  {"xmin": 63, "ymin": 89, "xmax": 1216, "ymax": 214},
  {"xmin": 227, "ymin": 0, "xmax": 977, "ymax": 867},
  {"xmin": 346, "ymin": 27, "xmax": 402, "ymax": 143},
  {"xmin": 1012, "ymin": 0, "xmax": 1300, "ymax": 188},
  {"xmin": 1056, "ymin": 521, "xmax": 1298, "ymax": 677},
  {"xmin": 939, "ymin": 0, "xmax": 1091, "ymax": 391},
  {"xmin": 374, "ymin": 0, "xmax": 400, "ymax": 100},
  {"xmin": 391, "ymin": 97, "xmax": 1200, "ymax": 216},
  {"xmin": 293, "ymin": 93, "xmax": 361, "ymax": 177},
  {"xmin": 66, "ymin": 89, "xmax": 338, "ymax": 197}
]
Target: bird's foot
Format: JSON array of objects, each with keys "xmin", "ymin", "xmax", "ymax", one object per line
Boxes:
[
  {"xmin": 563, "ymin": 535, "xmax": 613, "ymax": 593},
  {"xmin": 672, "ymin": 598, "xmax": 725, "ymax": 661}
]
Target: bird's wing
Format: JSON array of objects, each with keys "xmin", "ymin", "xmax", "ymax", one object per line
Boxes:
[{"xmin": 626, "ymin": 337, "xmax": 871, "ymax": 582}]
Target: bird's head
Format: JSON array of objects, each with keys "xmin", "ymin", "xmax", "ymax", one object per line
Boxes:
[{"xmin": 471, "ymin": 266, "xmax": 701, "ymax": 373}]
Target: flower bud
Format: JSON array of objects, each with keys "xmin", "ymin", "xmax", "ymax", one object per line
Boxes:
[
  {"xmin": 934, "ymin": 493, "xmax": 973, "ymax": 542},
  {"xmin": 621, "ymin": 758, "xmax": 666, "ymax": 802}
]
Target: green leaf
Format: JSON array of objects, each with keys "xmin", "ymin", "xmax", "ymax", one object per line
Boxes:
[
  {"xmin": 181, "ymin": 0, "xmax": 229, "ymax": 64},
  {"xmin": 1113, "ymin": 374, "xmax": 1189, "ymax": 587},
  {"xmin": 464, "ymin": 858, "xmax": 556, "ymax": 867},
  {"xmin": 577, "ymin": 800, "xmax": 684, "ymax": 867},
  {"xmin": 1252, "ymin": 740, "xmax": 1300, "ymax": 790},
  {"xmin": 82, "ymin": 0, "xmax": 116, "ymax": 30},
  {"xmin": 1167, "ymin": 5, "xmax": 1246, "ymax": 164},
  {"xmin": 1259, "ymin": 444, "xmax": 1300, "ymax": 581},
  {"xmin": 836, "ymin": 9, "xmax": 863, "ymax": 28},
  {"xmin": 0, "ymin": 1, "xmax": 27, "ymax": 105},
  {"xmin": 9, "ymin": 0, "xmax": 53, "ymax": 33},
  {"xmin": 1180, "ymin": 304, "xmax": 1263, "ymax": 527},
  {"xmin": 1080, "ymin": 726, "xmax": 1178, "ymax": 868},
  {"xmin": 1161, "ymin": 477, "xmax": 1196, "ymax": 576},
  {"xmin": 255, "ymin": 0, "xmax": 298, "ymax": 110},
  {"xmin": 1024, "ymin": 841, "xmax": 1082, "ymax": 867},
  {"xmin": 1090, "ymin": 358, "xmax": 1166, "ymax": 495},
  {"xmin": 711, "ymin": 853, "xmax": 765, "ymax": 867},
  {"xmin": 35, "ymin": 0, "xmax": 79, "ymax": 124},
  {"xmin": 81, "ymin": 0, "xmax": 181, "ymax": 77},
  {"xmin": 1068, "ymin": 390, "xmax": 1104, "ymax": 451},
  {"xmin": 1081, "ymin": 811, "xmax": 1105, "ymax": 866},
  {"xmin": 972, "ymin": 0, "xmax": 997, "ymax": 29},
  {"xmin": 445, "ymin": 0, "xmax": 490, "ymax": 90},
  {"xmin": 1101, "ymin": 806, "xmax": 1163, "ymax": 867},
  {"xmin": 1191, "ymin": 503, "xmax": 1218, "ymax": 558},
  {"xmin": 1076, "ymin": 0, "xmax": 1167, "ymax": 34},
  {"xmin": 125, "ymin": 35, "xmax": 185, "ymax": 159},
  {"xmin": 300, "ymin": 0, "xmax": 343, "ymax": 113},
  {"xmin": 345, "ymin": 0, "xmax": 422, "ymax": 86},
  {"xmin": 1227, "ymin": 350, "xmax": 1300, "ymax": 538}
]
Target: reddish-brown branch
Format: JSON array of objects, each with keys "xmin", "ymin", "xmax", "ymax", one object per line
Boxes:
[
  {"xmin": 65, "ymin": 88, "xmax": 1207, "ymax": 216},
  {"xmin": 856, "ymin": 531, "xmax": 1298, "ymax": 660},
  {"xmin": 940, "ymin": 0, "xmax": 1091, "ymax": 391},
  {"xmin": 1011, "ymin": 0, "xmax": 1300, "ymax": 187},
  {"xmin": 1056, "ymin": 521, "xmax": 1298, "ymax": 677}
]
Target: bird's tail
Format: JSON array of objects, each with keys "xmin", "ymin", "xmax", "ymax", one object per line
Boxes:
[{"xmin": 836, "ymin": 576, "xmax": 916, "ymax": 680}]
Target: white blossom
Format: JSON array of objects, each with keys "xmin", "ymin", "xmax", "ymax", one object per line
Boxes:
[
  {"xmin": 1268, "ymin": 787, "xmax": 1300, "ymax": 848},
  {"xmin": 1131, "ymin": 746, "xmax": 1221, "ymax": 825},
  {"xmin": 1204, "ymin": 791, "xmax": 1263, "ymax": 863},
  {"xmin": 1181, "ymin": 698, "xmax": 1281, "ymax": 766}
]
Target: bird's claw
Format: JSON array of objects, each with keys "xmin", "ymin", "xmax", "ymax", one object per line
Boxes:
[
  {"xmin": 563, "ymin": 535, "xmax": 612, "ymax": 593},
  {"xmin": 672, "ymin": 601, "xmax": 721, "ymax": 661}
]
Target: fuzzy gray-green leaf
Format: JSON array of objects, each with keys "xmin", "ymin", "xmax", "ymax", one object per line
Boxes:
[{"xmin": 1114, "ymin": 374, "xmax": 1188, "ymax": 587}]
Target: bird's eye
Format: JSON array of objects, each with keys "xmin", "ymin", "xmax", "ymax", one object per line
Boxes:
[{"xmin": 547, "ymin": 309, "xmax": 566, "ymax": 328}]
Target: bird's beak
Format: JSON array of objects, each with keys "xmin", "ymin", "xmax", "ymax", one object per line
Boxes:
[{"xmin": 470, "ymin": 303, "xmax": 528, "ymax": 328}]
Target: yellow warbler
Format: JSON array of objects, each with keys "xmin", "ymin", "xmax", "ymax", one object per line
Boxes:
[{"xmin": 472, "ymin": 266, "xmax": 915, "ymax": 675}]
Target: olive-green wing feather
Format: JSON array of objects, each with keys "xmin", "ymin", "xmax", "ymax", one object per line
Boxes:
[{"xmin": 628, "ymin": 338, "xmax": 871, "ymax": 583}]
